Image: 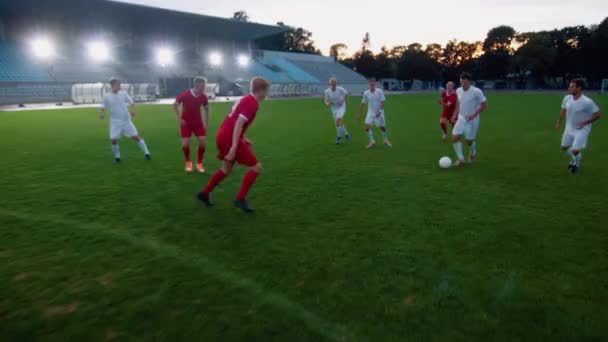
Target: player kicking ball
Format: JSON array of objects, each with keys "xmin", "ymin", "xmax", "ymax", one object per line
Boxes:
[
  {"xmin": 324, "ymin": 78, "xmax": 350, "ymax": 144},
  {"xmin": 357, "ymin": 78, "xmax": 392, "ymax": 148},
  {"xmin": 555, "ymin": 78, "xmax": 601, "ymax": 174},
  {"xmin": 197, "ymin": 77, "xmax": 270, "ymax": 213},
  {"xmin": 99, "ymin": 78, "xmax": 151, "ymax": 163},
  {"xmin": 451, "ymin": 72, "xmax": 487, "ymax": 167},
  {"xmin": 437, "ymin": 81, "xmax": 457, "ymax": 141},
  {"xmin": 173, "ymin": 76, "xmax": 210, "ymax": 173}
]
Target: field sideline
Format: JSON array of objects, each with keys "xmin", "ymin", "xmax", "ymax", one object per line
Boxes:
[{"xmin": 1, "ymin": 93, "xmax": 607, "ymax": 341}]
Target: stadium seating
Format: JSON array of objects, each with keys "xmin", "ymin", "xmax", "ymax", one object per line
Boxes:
[
  {"xmin": 49, "ymin": 62, "xmax": 117, "ymax": 83},
  {"xmin": 0, "ymin": 42, "xmax": 53, "ymax": 82},
  {"xmin": 0, "ymin": 82, "xmax": 71, "ymax": 104},
  {"xmin": 264, "ymin": 57, "xmax": 319, "ymax": 83}
]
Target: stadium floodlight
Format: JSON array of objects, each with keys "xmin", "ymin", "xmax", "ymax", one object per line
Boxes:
[
  {"xmin": 209, "ymin": 52, "xmax": 223, "ymax": 66},
  {"xmin": 237, "ymin": 54, "xmax": 250, "ymax": 67},
  {"xmin": 30, "ymin": 37, "xmax": 55, "ymax": 60},
  {"xmin": 87, "ymin": 41, "xmax": 110, "ymax": 62},
  {"xmin": 156, "ymin": 47, "xmax": 175, "ymax": 67}
]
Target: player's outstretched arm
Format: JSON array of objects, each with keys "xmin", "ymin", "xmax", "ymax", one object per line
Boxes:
[
  {"xmin": 203, "ymin": 104, "xmax": 210, "ymax": 129},
  {"xmin": 451, "ymin": 98, "xmax": 460, "ymax": 123},
  {"xmin": 578, "ymin": 111, "xmax": 601, "ymax": 129},
  {"xmin": 129, "ymin": 103, "xmax": 136, "ymax": 117},
  {"xmin": 467, "ymin": 102, "xmax": 487, "ymax": 121},
  {"xmin": 556, "ymin": 109, "xmax": 566, "ymax": 130},
  {"xmin": 99, "ymin": 108, "xmax": 105, "ymax": 120}
]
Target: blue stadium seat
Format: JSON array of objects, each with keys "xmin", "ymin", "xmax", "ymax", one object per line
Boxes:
[{"xmin": 0, "ymin": 42, "xmax": 53, "ymax": 82}]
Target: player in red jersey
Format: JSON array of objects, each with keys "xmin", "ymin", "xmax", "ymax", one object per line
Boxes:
[
  {"xmin": 197, "ymin": 77, "xmax": 270, "ymax": 213},
  {"xmin": 173, "ymin": 76, "xmax": 210, "ymax": 173},
  {"xmin": 437, "ymin": 81, "xmax": 457, "ymax": 141}
]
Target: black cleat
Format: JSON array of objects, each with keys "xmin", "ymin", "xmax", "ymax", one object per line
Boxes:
[
  {"xmin": 114, "ymin": 158, "xmax": 121, "ymax": 164},
  {"xmin": 234, "ymin": 199, "xmax": 255, "ymax": 213},
  {"xmin": 345, "ymin": 134, "xmax": 351, "ymax": 143},
  {"xmin": 336, "ymin": 137, "xmax": 342, "ymax": 145},
  {"xmin": 145, "ymin": 154, "xmax": 152, "ymax": 161},
  {"xmin": 568, "ymin": 161, "xmax": 575, "ymax": 171},
  {"xmin": 197, "ymin": 192, "xmax": 213, "ymax": 207},
  {"xmin": 569, "ymin": 165, "xmax": 579, "ymax": 174}
]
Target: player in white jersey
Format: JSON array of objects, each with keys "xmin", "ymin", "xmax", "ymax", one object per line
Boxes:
[
  {"xmin": 357, "ymin": 78, "xmax": 392, "ymax": 148},
  {"xmin": 555, "ymin": 78, "xmax": 601, "ymax": 174},
  {"xmin": 451, "ymin": 72, "xmax": 487, "ymax": 166},
  {"xmin": 324, "ymin": 78, "xmax": 351, "ymax": 144},
  {"xmin": 99, "ymin": 78, "xmax": 151, "ymax": 163}
]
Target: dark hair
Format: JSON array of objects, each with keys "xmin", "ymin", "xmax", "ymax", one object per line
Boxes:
[
  {"xmin": 368, "ymin": 78, "xmax": 376, "ymax": 82},
  {"xmin": 460, "ymin": 72, "xmax": 472, "ymax": 81},
  {"xmin": 109, "ymin": 78, "xmax": 120, "ymax": 86},
  {"xmin": 571, "ymin": 78, "xmax": 585, "ymax": 89}
]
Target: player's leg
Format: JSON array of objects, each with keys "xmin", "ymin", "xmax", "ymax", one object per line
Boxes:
[
  {"xmin": 110, "ymin": 139, "xmax": 121, "ymax": 163},
  {"xmin": 377, "ymin": 115, "xmax": 391, "ymax": 147},
  {"xmin": 180, "ymin": 125, "xmax": 193, "ymax": 172},
  {"xmin": 465, "ymin": 119, "xmax": 479, "ymax": 162},
  {"xmin": 334, "ymin": 115, "xmax": 343, "ymax": 144},
  {"xmin": 123, "ymin": 122, "xmax": 150, "ymax": 160},
  {"xmin": 561, "ymin": 132, "xmax": 576, "ymax": 170},
  {"xmin": 451, "ymin": 118, "xmax": 466, "ymax": 166},
  {"xmin": 235, "ymin": 162, "xmax": 262, "ymax": 213},
  {"xmin": 440, "ymin": 117, "xmax": 448, "ymax": 141},
  {"xmin": 108, "ymin": 122, "xmax": 122, "ymax": 163},
  {"xmin": 364, "ymin": 113, "xmax": 376, "ymax": 148},
  {"xmin": 195, "ymin": 134, "xmax": 207, "ymax": 173},
  {"xmin": 569, "ymin": 130, "xmax": 589, "ymax": 173},
  {"xmin": 198, "ymin": 160, "xmax": 233, "ymax": 207}
]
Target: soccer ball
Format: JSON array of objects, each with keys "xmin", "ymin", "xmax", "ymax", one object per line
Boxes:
[{"xmin": 439, "ymin": 156, "xmax": 452, "ymax": 169}]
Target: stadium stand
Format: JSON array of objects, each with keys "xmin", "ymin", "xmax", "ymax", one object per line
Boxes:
[
  {"xmin": 0, "ymin": 0, "xmax": 367, "ymax": 105},
  {"xmin": 0, "ymin": 42, "xmax": 53, "ymax": 82}
]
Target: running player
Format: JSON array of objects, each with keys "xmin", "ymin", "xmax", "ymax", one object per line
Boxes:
[
  {"xmin": 99, "ymin": 78, "xmax": 151, "ymax": 163},
  {"xmin": 357, "ymin": 78, "xmax": 392, "ymax": 148},
  {"xmin": 197, "ymin": 77, "xmax": 270, "ymax": 213},
  {"xmin": 451, "ymin": 72, "xmax": 487, "ymax": 166},
  {"xmin": 324, "ymin": 78, "xmax": 350, "ymax": 144},
  {"xmin": 437, "ymin": 81, "xmax": 457, "ymax": 141},
  {"xmin": 556, "ymin": 78, "xmax": 601, "ymax": 174},
  {"xmin": 173, "ymin": 76, "xmax": 210, "ymax": 173}
]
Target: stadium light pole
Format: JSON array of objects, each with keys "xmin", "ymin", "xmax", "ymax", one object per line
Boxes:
[
  {"xmin": 87, "ymin": 41, "xmax": 110, "ymax": 63},
  {"xmin": 30, "ymin": 37, "xmax": 55, "ymax": 60},
  {"xmin": 209, "ymin": 52, "xmax": 223, "ymax": 67},
  {"xmin": 237, "ymin": 54, "xmax": 250, "ymax": 68}
]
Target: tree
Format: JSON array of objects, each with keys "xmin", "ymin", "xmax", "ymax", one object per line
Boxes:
[
  {"xmin": 329, "ymin": 43, "xmax": 349, "ymax": 61},
  {"xmin": 232, "ymin": 11, "xmax": 249, "ymax": 22},
  {"xmin": 254, "ymin": 22, "xmax": 321, "ymax": 55},
  {"xmin": 483, "ymin": 25, "xmax": 517, "ymax": 53},
  {"xmin": 479, "ymin": 26, "xmax": 517, "ymax": 79},
  {"xmin": 352, "ymin": 33, "xmax": 376, "ymax": 77},
  {"xmin": 425, "ymin": 43, "xmax": 443, "ymax": 63},
  {"xmin": 375, "ymin": 46, "xmax": 395, "ymax": 79}
]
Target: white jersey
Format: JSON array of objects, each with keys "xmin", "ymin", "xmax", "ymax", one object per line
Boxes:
[
  {"xmin": 456, "ymin": 86, "xmax": 486, "ymax": 119},
  {"xmin": 101, "ymin": 91, "xmax": 134, "ymax": 122},
  {"xmin": 561, "ymin": 94, "xmax": 599, "ymax": 133},
  {"xmin": 362, "ymin": 88, "xmax": 386, "ymax": 114},
  {"xmin": 324, "ymin": 87, "xmax": 348, "ymax": 109}
]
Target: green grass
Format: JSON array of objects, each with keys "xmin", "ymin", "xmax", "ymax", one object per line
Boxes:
[{"xmin": 1, "ymin": 93, "xmax": 607, "ymax": 341}]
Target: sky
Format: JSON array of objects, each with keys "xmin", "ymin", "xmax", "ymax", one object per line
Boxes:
[{"xmin": 116, "ymin": 0, "xmax": 607, "ymax": 55}]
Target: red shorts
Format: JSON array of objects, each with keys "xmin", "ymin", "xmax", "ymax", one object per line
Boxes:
[
  {"xmin": 216, "ymin": 138, "xmax": 258, "ymax": 167},
  {"xmin": 180, "ymin": 122, "xmax": 206, "ymax": 138},
  {"xmin": 441, "ymin": 111, "xmax": 455, "ymax": 123}
]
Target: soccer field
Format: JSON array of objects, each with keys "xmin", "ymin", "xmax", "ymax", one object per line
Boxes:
[{"xmin": 1, "ymin": 93, "xmax": 607, "ymax": 341}]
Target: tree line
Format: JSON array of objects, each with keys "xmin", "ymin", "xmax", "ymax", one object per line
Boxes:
[{"xmin": 249, "ymin": 12, "xmax": 608, "ymax": 88}]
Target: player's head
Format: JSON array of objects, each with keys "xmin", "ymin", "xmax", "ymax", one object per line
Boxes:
[
  {"xmin": 251, "ymin": 77, "xmax": 270, "ymax": 100},
  {"xmin": 460, "ymin": 72, "xmax": 473, "ymax": 89},
  {"xmin": 109, "ymin": 78, "xmax": 121, "ymax": 93},
  {"xmin": 446, "ymin": 81, "xmax": 455, "ymax": 92},
  {"xmin": 568, "ymin": 78, "xmax": 585, "ymax": 96},
  {"xmin": 329, "ymin": 77, "xmax": 337, "ymax": 89},
  {"xmin": 193, "ymin": 76, "xmax": 207, "ymax": 93},
  {"xmin": 368, "ymin": 78, "xmax": 376, "ymax": 91}
]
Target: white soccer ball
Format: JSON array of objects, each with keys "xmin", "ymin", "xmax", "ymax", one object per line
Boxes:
[{"xmin": 439, "ymin": 156, "xmax": 452, "ymax": 169}]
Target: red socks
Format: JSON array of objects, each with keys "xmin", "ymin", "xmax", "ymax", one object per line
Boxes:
[
  {"xmin": 182, "ymin": 146, "xmax": 191, "ymax": 162},
  {"xmin": 236, "ymin": 170, "xmax": 259, "ymax": 201},
  {"xmin": 440, "ymin": 122, "xmax": 448, "ymax": 134},
  {"xmin": 202, "ymin": 169, "xmax": 226, "ymax": 194},
  {"xmin": 197, "ymin": 146, "xmax": 205, "ymax": 164}
]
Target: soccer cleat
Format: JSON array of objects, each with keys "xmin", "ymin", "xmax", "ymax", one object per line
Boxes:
[
  {"xmin": 455, "ymin": 159, "xmax": 465, "ymax": 167},
  {"xmin": 145, "ymin": 154, "xmax": 152, "ymax": 161},
  {"xmin": 185, "ymin": 161, "xmax": 193, "ymax": 173},
  {"xmin": 196, "ymin": 163, "xmax": 205, "ymax": 173},
  {"xmin": 383, "ymin": 140, "xmax": 393, "ymax": 147},
  {"xmin": 114, "ymin": 158, "xmax": 121, "ymax": 164},
  {"xmin": 336, "ymin": 137, "xmax": 342, "ymax": 145},
  {"xmin": 569, "ymin": 165, "xmax": 579, "ymax": 174},
  {"xmin": 366, "ymin": 141, "xmax": 376, "ymax": 149},
  {"xmin": 197, "ymin": 192, "xmax": 213, "ymax": 207},
  {"xmin": 345, "ymin": 134, "xmax": 351, "ymax": 143},
  {"xmin": 568, "ymin": 161, "xmax": 576, "ymax": 171},
  {"xmin": 468, "ymin": 154, "xmax": 476, "ymax": 163},
  {"xmin": 234, "ymin": 199, "xmax": 255, "ymax": 213}
]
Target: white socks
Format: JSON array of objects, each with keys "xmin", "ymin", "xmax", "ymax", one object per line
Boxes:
[
  {"xmin": 382, "ymin": 130, "xmax": 388, "ymax": 141},
  {"xmin": 336, "ymin": 126, "xmax": 342, "ymax": 138},
  {"xmin": 137, "ymin": 139, "xmax": 150, "ymax": 155},
  {"xmin": 367, "ymin": 129, "xmax": 375, "ymax": 142},
  {"xmin": 453, "ymin": 142, "xmax": 464, "ymax": 161},
  {"xmin": 112, "ymin": 144, "xmax": 121, "ymax": 159},
  {"xmin": 341, "ymin": 125, "xmax": 349, "ymax": 136},
  {"xmin": 574, "ymin": 151, "xmax": 583, "ymax": 166},
  {"xmin": 470, "ymin": 141, "xmax": 477, "ymax": 156}
]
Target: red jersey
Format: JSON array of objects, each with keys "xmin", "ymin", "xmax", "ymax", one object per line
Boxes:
[
  {"xmin": 217, "ymin": 94, "xmax": 259, "ymax": 144},
  {"xmin": 175, "ymin": 89, "xmax": 208, "ymax": 123},
  {"xmin": 441, "ymin": 91, "xmax": 457, "ymax": 115}
]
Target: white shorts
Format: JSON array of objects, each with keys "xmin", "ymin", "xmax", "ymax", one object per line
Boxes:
[
  {"xmin": 561, "ymin": 128, "xmax": 590, "ymax": 150},
  {"xmin": 365, "ymin": 111, "xmax": 386, "ymax": 127},
  {"xmin": 110, "ymin": 120, "xmax": 138, "ymax": 140},
  {"xmin": 452, "ymin": 116, "xmax": 479, "ymax": 140},
  {"xmin": 331, "ymin": 106, "xmax": 346, "ymax": 120}
]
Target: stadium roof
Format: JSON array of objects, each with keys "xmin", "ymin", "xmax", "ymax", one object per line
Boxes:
[{"xmin": 0, "ymin": 0, "xmax": 287, "ymax": 41}]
